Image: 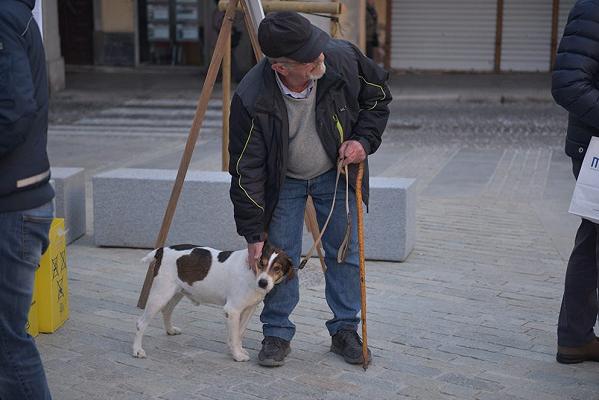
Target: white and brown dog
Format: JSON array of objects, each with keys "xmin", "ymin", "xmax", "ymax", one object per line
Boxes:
[{"xmin": 133, "ymin": 242, "xmax": 293, "ymax": 361}]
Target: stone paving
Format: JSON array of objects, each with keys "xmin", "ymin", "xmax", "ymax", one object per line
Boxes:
[{"xmin": 35, "ymin": 71, "xmax": 599, "ymax": 399}]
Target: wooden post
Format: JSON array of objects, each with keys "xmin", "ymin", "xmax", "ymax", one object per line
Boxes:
[
  {"xmin": 137, "ymin": 0, "xmax": 240, "ymax": 309},
  {"xmin": 359, "ymin": 0, "xmax": 366, "ymax": 53},
  {"xmin": 550, "ymin": 0, "xmax": 560, "ymax": 69},
  {"xmin": 222, "ymin": 32, "xmax": 231, "ymax": 172},
  {"xmin": 494, "ymin": 0, "xmax": 504, "ymax": 73},
  {"xmin": 384, "ymin": 0, "xmax": 392, "ymax": 70}
]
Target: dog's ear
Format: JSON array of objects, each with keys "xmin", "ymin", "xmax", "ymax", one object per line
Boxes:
[
  {"xmin": 261, "ymin": 241, "xmax": 272, "ymax": 258},
  {"xmin": 259, "ymin": 242, "xmax": 274, "ymax": 269},
  {"xmin": 282, "ymin": 253, "xmax": 295, "ymax": 282}
]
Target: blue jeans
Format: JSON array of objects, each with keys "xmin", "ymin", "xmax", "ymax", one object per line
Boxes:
[
  {"xmin": 0, "ymin": 201, "xmax": 53, "ymax": 400},
  {"xmin": 261, "ymin": 169, "xmax": 361, "ymax": 341}
]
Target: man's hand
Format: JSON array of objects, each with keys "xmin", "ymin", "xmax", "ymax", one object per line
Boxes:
[
  {"xmin": 247, "ymin": 241, "xmax": 264, "ymax": 272},
  {"xmin": 338, "ymin": 140, "xmax": 366, "ymax": 166}
]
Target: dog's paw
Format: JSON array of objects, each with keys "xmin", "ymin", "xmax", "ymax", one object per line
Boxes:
[
  {"xmin": 166, "ymin": 326, "xmax": 182, "ymax": 336},
  {"xmin": 232, "ymin": 350, "xmax": 250, "ymax": 362},
  {"xmin": 133, "ymin": 348, "xmax": 147, "ymax": 358}
]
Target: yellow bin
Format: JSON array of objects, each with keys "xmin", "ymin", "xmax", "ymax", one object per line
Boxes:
[{"xmin": 36, "ymin": 218, "xmax": 69, "ymax": 333}]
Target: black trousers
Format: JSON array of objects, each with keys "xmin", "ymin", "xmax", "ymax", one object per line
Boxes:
[{"xmin": 558, "ymin": 158, "xmax": 599, "ymax": 346}]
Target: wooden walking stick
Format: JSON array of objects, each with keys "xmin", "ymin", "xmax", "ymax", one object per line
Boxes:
[{"xmin": 355, "ymin": 161, "xmax": 369, "ymax": 370}]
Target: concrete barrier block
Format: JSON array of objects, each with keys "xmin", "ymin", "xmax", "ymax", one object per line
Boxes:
[
  {"xmin": 92, "ymin": 169, "xmax": 246, "ymax": 250},
  {"xmin": 367, "ymin": 177, "xmax": 416, "ymax": 261},
  {"xmin": 51, "ymin": 167, "xmax": 86, "ymax": 244},
  {"xmin": 302, "ymin": 177, "xmax": 416, "ymax": 262},
  {"xmin": 93, "ymin": 169, "xmax": 416, "ymax": 261}
]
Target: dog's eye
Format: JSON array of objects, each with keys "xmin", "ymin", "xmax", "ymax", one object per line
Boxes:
[{"xmin": 273, "ymin": 265, "xmax": 281, "ymax": 272}]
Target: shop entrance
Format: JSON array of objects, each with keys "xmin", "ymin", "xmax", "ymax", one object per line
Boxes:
[
  {"xmin": 58, "ymin": 0, "xmax": 94, "ymax": 65},
  {"xmin": 139, "ymin": 0, "xmax": 208, "ymax": 66}
]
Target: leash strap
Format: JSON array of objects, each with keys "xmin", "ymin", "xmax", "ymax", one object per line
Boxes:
[
  {"xmin": 299, "ymin": 160, "xmax": 351, "ymax": 269},
  {"xmin": 337, "ymin": 163, "xmax": 351, "ymax": 264}
]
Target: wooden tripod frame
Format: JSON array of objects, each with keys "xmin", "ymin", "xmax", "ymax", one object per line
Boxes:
[{"xmin": 137, "ymin": 0, "xmax": 332, "ymax": 309}]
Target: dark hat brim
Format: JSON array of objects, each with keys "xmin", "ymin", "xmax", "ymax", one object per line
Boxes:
[{"xmin": 285, "ymin": 25, "xmax": 330, "ymax": 63}]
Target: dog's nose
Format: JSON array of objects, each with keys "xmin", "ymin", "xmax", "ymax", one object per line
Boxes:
[{"xmin": 258, "ymin": 279, "xmax": 268, "ymax": 289}]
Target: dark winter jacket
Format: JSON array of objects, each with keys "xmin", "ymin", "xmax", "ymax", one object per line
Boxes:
[
  {"xmin": 552, "ymin": 0, "xmax": 599, "ymax": 159},
  {"xmin": 229, "ymin": 39, "xmax": 392, "ymax": 243},
  {"xmin": 0, "ymin": 0, "xmax": 53, "ymax": 212}
]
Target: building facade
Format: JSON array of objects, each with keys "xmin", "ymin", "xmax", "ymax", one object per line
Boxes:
[
  {"xmin": 388, "ymin": 0, "xmax": 576, "ymax": 72},
  {"xmin": 45, "ymin": 0, "xmax": 579, "ymax": 85}
]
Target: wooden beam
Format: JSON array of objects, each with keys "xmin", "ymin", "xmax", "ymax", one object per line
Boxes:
[
  {"xmin": 219, "ymin": 1, "xmax": 341, "ymax": 14},
  {"xmin": 222, "ymin": 32, "xmax": 231, "ymax": 172},
  {"xmin": 550, "ymin": 0, "xmax": 560, "ymax": 69},
  {"xmin": 359, "ymin": 0, "xmax": 366, "ymax": 53},
  {"xmin": 384, "ymin": 0, "xmax": 391, "ymax": 70},
  {"xmin": 494, "ymin": 0, "xmax": 504, "ymax": 73}
]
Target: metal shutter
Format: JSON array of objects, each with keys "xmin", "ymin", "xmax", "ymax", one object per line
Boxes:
[
  {"xmin": 390, "ymin": 0, "xmax": 496, "ymax": 71},
  {"xmin": 501, "ymin": 0, "xmax": 553, "ymax": 71}
]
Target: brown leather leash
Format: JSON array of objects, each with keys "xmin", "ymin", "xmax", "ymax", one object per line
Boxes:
[{"xmin": 298, "ymin": 159, "xmax": 351, "ymax": 269}]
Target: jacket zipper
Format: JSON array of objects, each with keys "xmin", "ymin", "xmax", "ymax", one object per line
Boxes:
[{"xmin": 333, "ymin": 113, "xmax": 344, "ymax": 143}]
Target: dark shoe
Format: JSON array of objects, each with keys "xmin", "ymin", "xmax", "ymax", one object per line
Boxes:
[
  {"xmin": 331, "ymin": 329, "xmax": 372, "ymax": 365},
  {"xmin": 258, "ymin": 336, "xmax": 291, "ymax": 367},
  {"xmin": 556, "ymin": 337, "xmax": 599, "ymax": 364}
]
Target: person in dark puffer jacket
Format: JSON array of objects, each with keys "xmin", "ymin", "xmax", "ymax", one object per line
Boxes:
[
  {"xmin": 552, "ymin": 0, "xmax": 599, "ymax": 365},
  {"xmin": 0, "ymin": 0, "xmax": 54, "ymax": 398}
]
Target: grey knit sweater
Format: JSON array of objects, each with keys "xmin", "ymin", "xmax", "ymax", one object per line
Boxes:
[{"xmin": 282, "ymin": 81, "xmax": 333, "ymax": 180}]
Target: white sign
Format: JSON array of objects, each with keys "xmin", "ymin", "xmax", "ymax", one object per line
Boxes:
[{"xmin": 32, "ymin": 0, "xmax": 43, "ymax": 39}]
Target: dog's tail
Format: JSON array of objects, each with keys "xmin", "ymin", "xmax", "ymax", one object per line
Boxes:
[{"xmin": 141, "ymin": 248, "xmax": 161, "ymax": 264}]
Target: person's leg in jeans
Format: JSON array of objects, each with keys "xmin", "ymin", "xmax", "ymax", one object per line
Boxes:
[
  {"xmin": 558, "ymin": 158, "xmax": 599, "ymax": 347},
  {"xmin": 260, "ymin": 177, "xmax": 307, "ymax": 342},
  {"xmin": 0, "ymin": 202, "xmax": 53, "ymax": 400},
  {"xmin": 558, "ymin": 218, "xmax": 599, "ymax": 346},
  {"xmin": 309, "ymin": 170, "xmax": 361, "ymax": 335}
]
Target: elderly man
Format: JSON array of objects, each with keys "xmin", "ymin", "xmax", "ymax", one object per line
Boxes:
[{"xmin": 228, "ymin": 11, "xmax": 391, "ymax": 367}]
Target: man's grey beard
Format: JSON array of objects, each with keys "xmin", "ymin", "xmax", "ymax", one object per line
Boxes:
[{"xmin": 309, "ymin": 62, "xmax": 326, "ymax": 80}]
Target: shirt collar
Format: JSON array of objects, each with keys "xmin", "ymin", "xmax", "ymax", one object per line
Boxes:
[{"xmin": 275, "ymin": 72, "xmax": 315, "ymax": 99}]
